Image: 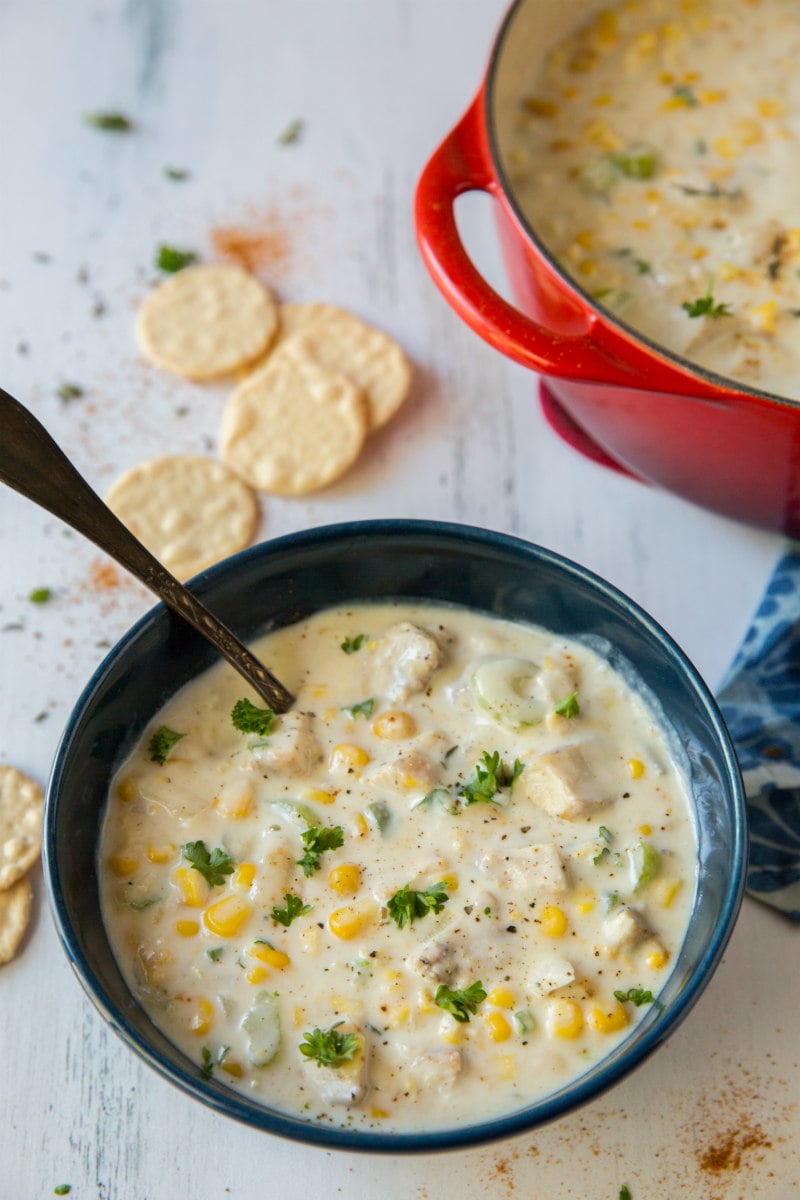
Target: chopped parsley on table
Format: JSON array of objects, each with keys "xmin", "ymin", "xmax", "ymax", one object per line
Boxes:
[
  {"xmin": 299, "ymin": 1022, "xmax": 359, "ymax": 1068},
  {"xmin": 386, "ymin": 881, "xmax": 450, "ymax": 929},
  {"xmin": 56, "ymin": 382, "xmax": 84, "ymax": 403},
  {"xmin": 182, "ymin": 840, "xmax": 235, "ymax": 887},
  {"xmin": 83, "ymin": 110, "xmax": 133, "ymax": 131},
  {"xmin": 434, "ymin": 981, "xmax": 487, "ymax": 1023},
  {"xmin": 53, "ymin": 1188, "xmax": 72, "ymax": 1197},
  {"xmin": 28, "ymin": 587, "xmax": 52, "ymax": 604},
  {"xmin": 156, "ymin": 245, "xmax": 198, "ymax": 273},
  {"xmin": 277, "ymin": 118, "xmax": 304, "ymax": 145},
  {"xmin": 297, "ymin": 825, "xmax": 345, "ymax": 877},
  {"xmin": 164, "ymin": 166, "xmax": 189, "ymax": 181},
  {"xmin": 148, "ymin": 724, "xmax": 185, "ymax": 764},
  {"xmin": 271, "ymin": 892, "xmax": 313, "ymax": 927},
  {"xmin": 231, "ymin": 698, "xmax": 275, "ymax": 736},
  {"xmin": 459, "ymin": 750, "xmax": 524, "ymax": 806}
]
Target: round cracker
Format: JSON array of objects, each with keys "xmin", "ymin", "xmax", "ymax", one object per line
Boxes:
[
  {"xmin": 220, "ymin": 337, "xmax": 368, "ymax": 495},
  {"xmin": 137, "ymin": 264, "xmax": 279, "ymax": 380},
  {"xmin": 0, "ymin": 874, "xmax": 33, "ymax": 965},
  {"xmin": 106, "ymin": 454, "xmax": 258, "ymax": 580},
  {"xmin": 0, "ymin": 765, "xmax": 43, "ymax": 892},
  {"xmin": 276, "ymin": 303, "xmax": 411, "ymax": 429}
]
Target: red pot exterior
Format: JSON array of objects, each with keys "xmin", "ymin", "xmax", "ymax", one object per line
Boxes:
[{"xmin": 414, "ymin": 16, "xmax": 800, "ymax": 538}]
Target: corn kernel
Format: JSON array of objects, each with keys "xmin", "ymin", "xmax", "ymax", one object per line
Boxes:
[
  {"xmin": 574, "ymin": 229, "xmax": 595, "ymax": 250},
  {"xmin": 234, "ymin": 862, "xmax": 257, "ymax": 889},
  {"xmin": 173, "ymin": 867, "xmax": 209, "ymax": 908},
  {"xmin": 523, "ymin": 96, "xmax": 560, "ymax": 117},
  {"xmin": 440, "ymin": 1020, "xmax": 464, "ymax": 1046},
  {"xmin": 175, "ymin": 919, "xmax": 199, "ymax": 938},
  {"xmin": 628, "ymin": 758, "xmax": 645, "ymax": 779},
  {"xmin": 440, "ymin": 872, "xmax": 459, "ymax": 892},
  {"xmin": 329, "ymin": 905, "xmax": 373, "ymax": 940},
  {"xmin": 700, "ymin": 89, "xmax": 726, "ymax": 105},
  {"xmin": 214, "ymin": 781, "xmax": 253, "ymax": 820},
  {"xmin": 147, "ymin": 844, "xmax": 174, "ymax": 864},
  {"xmin": 417, "ymin": 988, "xmax": 437, "ymax": 1015},
  {"xmin": 540, "ymin": 905, "xmax": 568, "ymax": 938},
  {"xmin": 487, "ymin": 986, "xmax": 516, "ymax": 1009},
  {"xmin": 633, "ymin": 30, "xmax": 657, "ymax": 54},
  {"xmin": 246, "ymin": 966, "xmax": 269, "ymax": 984},
  {"xmin": 189, "ymin": 998, "xmax": 214, "ymax": 1036},
  {"xmin": 589, "ymin": 1001, "xmax": 629, "ymax": 1034},
  {"xmin": 221, "ymin": 1059, "xmax": 243, "ymax": 1078},
  {"xmin": 734, "ymin": 117, "xmax": 763, "ymax": 146},
  {"xmin": 593, "ymin": 93, "xmax": 612, "ymax": 107},
  {"xmin": 108, "ymin": 855, "xmax": 138, "ymax": 877},
  {"xmin": 577, "ymin": 259, "xmax": 599, "ymax": 277},
  {"xmin": 573, "ymin": 885, "xmax": 597, "ymax": 915},
  {"xmin": 249, "ymin": 942, "xmax": 291, "ymax": 969},
  {"xmin": 329, "ymin": 743, "xmax": 370, "ymax": 775},
  {"xmin": 718, "ymin": 261, "xmax": 745, "ymax": 282},
  {"xmin": 757, "ymin": 98, "xmax": 787, "ymax": 119},
  {"xmin": 311, "ymin": 685, "xmax": 327, "ymax": 700},
  {"xmin": 494, "ymin": 1054, "xmax": 516, "ymax": 1082},
  {"xmin": 303, "ymin": 787, "xmax": 336, "ymax": 806},
  {"xmin": 645, "ymin": 944, "xmax": 670, "ymax": 970},
  {"xmin": 584, "ymin": 119, "xmax": 623, "ymax": 152},
  {"xmin": 749, "ymin": 301, "xmax": 778, "ymax": 335},
  {"xmin": 372, "ymin": 710, "xmax": 416, "ymax": 740},
  {"xmin": 203, "ymin": 894, "xmax": 253, "ymax": 937},
  {"xmin": 639, "ymin": 824, "xmax": 652, "ymax": 836},
  {"xmin": 328, "ymin": 863, "xmax": 362, "ymax": 896},
  {"xmin": 116, "ymin": 778, "xmax": 137, "ymax": 804},
  {"xmin": 547, "ymin": 998, "xmax": 584, "ymax": 1039},
  {"xmin": 388, "ymin": 1005, "xmax": 410, "ymax": 1029},
  {"xmin": 653, "ymin": 878, "xmax": 682, "ymax": 909},
  {"xmin": 352, "ymin": 812, "xmax": 369, "ymax": 838},
  {"xmin": 713, "ymin": 135, "xmax": 737, "ymax": 159},
  {"xmin": 485, "ymin": 1011, "xmax": 513, "ymax": 1042},
  {"xmin": 293, "ymin": 1005, "xmax": 304, "ymax": 1027},
  {"xmin": 370, "ymin": 1107, "xmax": 390, "ymax": 1120}
]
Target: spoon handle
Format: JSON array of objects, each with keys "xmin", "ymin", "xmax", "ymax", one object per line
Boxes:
[{"xmin": 0, "ymin": 388, "xmax": 294, "ymax": 713}]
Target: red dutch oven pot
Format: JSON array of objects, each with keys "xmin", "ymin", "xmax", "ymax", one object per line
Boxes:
[{"xmin": 414, "ymin": 0, "xmax": 800, "ymax": 537}]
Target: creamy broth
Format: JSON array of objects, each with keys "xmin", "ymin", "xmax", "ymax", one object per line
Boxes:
[
  {"xmin": 99, "ymin": 603, "xmax": 696, "ymax": 1132},
  {"xmin": 499, "ymin": 0, "xmax": 800, "ymax": 399}
]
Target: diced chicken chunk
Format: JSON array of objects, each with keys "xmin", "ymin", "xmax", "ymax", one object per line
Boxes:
[
  {"xmin": 369, "ymin": 622, "xmax": 441, "ymax": 702},
  {"xmin": 364, "ymin": 740, "xmax": 441, "ymax": 798},
  {"xmin": 250, "ymin": 711, "xmax": 321, "ymax": 777},
  {"xmin": 529, "ymin": 953, "xmax": 575, "ymax": 997},
  {"xmin": 410, "ymin": 1047, "xmax": 463, "ymax": 1091},
  {"xmin": 603, "ymin": 905, "xmax": 649, "ymax": 953},
  {"xmin": 251, "ymin": 836, "xmax": 295, "ymax": 910},
  {"xmin": 305, "ymin": 1029, "xmax": 368, "ymax": 1107},
  {"xmin": 517, "ymin": 744, "xmax": 604, "ymax": 819},
  {"xmin": 476, "ymin": 843, "xmax": 567, "ymax": 897}
]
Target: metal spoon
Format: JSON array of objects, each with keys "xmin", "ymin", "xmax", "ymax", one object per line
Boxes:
[{"xmin": 0, "ymin": 388, "xmax": 294, "ymax": 713}]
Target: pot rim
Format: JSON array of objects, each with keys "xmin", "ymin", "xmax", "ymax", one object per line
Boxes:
[{"xmin": 483, "ymin": 0, "xmax": 800, "ymax": 412}]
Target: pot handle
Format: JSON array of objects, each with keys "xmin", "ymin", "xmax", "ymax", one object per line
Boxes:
[{"xmin": 415, "ymin": 94, "xmax": 645, "ymax": 389}]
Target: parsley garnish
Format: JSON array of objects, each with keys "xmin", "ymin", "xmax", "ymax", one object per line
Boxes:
[
  {"xmin": 271, "ymin": 892, "xmax": 313, "ymax": 927},
  {"xmin": 614, "ymin": 987, "xmax": 659, "ymax": 1007},
  {"xmin": 231, "ymin": 698, "xmax": 275, "ymax": 736},
  {"xmin": 386, "ymin": 881, "xmax": 450, "ymax": 929},
  {"xmin": 54, "ymin": 1187, "xmax": 72, "ymax": 1196},
  {"xmin": 633, "ymin": 258, "xmax": 651, "ymax": 275},
  {"xmin": 84, "ymin": 111, "xmax": 133, "ymax": 131},
  {"xmin": 619, "ymin": 1188, "xmax": 632, "ymax": 1200},
  {"xmin": 459, "ymin": 751, "xmax": 524, "ymax": 806},
  {"xmin": 672, "ymin": 83, "xmax": 698, "ymax": 106},
  {"xmin": 148, "ymin": 725, "xmax": 185, "ymax": 764},
  {"xmin": 299, "ymin": 1022, "xmax": 360, "ymax": 1068},
  {"xmin": 593, "ymin": 846, "xmax": 611, "ymax": 866},
  {"xmin": 156, "ymin": 245, "xmax": 198, "ymax": 273},
  {"xmin": 599, "ymin": 825, "xmax": 614, "ymax": 843},
  {"xmin": 554, "ymin": 692, "xmax": 580, "ymax": 718},
  {"xmin": 278, "ymin": 118, "xmax": 304, "ymax": 145},
  {"xmin": 341, "ymin": 633, "xmax": 367, "ymax": 654},
  {"xmin": 434, "ymin": 981, "xmax": 487, "ymax": 1023},
  {"xmin": 182, "ymin": 840, "xmax": 235, "ymax": 887},
  {"xmin": 297, "ymin": 825, "xmax": 345, "ymax": 877},
  {"xmin": 200, "ymin": 1046, "xmax": 215, "ymax": 1078},
  {"xmin": 206, "ymin": 947, "xmax": 224, "ymax": 962},
  {"xmin": 28, "ymin": 587, "xmax": 52, "ymax": 604},
  {"xmin": 57, "ymin": 382, "xmax": 84, "ymax": 403},
  {"xmin": 343, "ymin": 698, "xmax": 375, "ymax": 719},
  {"xmin": 682, "ymin": 284, "xmax": 732, "ymax": 319}
]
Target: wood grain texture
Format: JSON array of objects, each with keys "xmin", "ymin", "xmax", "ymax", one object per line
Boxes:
[{"xmin": 0, "ymin": 1, "xmax": 796, "ymax": 1197}]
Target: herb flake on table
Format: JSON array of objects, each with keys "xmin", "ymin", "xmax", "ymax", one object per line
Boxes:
[
  {"xmin": 56, "ymin": 382, "xmax": 84, "ymax": 403},
  {"xmin": 28, "ymin": 587, "xmax": 52, "ymax": 604},
  {"xmin": 83, "ymin": 111, "xmax": 133, "ymax": 132},
  {"xmin": 387, "ymin": 881, "xmax": 450, "ymax": 929},
  {"xmin": 156, "ymin": 245, "xmax": 198, "ymax": 273},
  {"xmin": 299, "ymin": 1022, "xmax": 359, "ymax": 1068},
  {"xmin": 619, "ymin": 1187, "xmax": 632, "ymax": 1200},
  {"xmin": 53, "ymin": 1187, "xmax": 72, "ymax": 1197},
  {"xmin": 164, "ymin": 166, "xmax": 190, "ymax": 181},
  {"xmin": 231, "ymin": 698, "xmax": 275, "ymax": 736},
  {"xmin": 148, "ymin": 725, "xmax": 185, "ymax": 764},
  {"xmin": 182, "ymin": 840, "xmax": 235, "ymax": 887},
  {"xmin": 277, "ymin": 118, "xmax": 304, "ymax": 145}
]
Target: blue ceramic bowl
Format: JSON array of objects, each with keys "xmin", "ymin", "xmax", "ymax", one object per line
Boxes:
[{"xmin": 44, "ymin": 521, "xmax": 747, "ymax": 1153}]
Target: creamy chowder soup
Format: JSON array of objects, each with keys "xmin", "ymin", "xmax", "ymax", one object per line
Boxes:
[
  {"xmin": 99, "ymin": 603, "xmax": 696, "ymax": 1132},
  {"xmin": 499, "ymin": 0, "xmax": 800, "ymax": 399}
]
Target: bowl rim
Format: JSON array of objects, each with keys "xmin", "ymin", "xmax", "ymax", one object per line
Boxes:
[
  {"xmin": 483, "ymin": 0, "xmax": 800, "ymax": 413},
  {"xmin": 43, "ymin": 518, "xmax": 748, "ymax": 1153}
]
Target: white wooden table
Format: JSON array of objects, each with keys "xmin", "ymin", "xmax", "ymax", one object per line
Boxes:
[{"xmin": 1, "ymin": 3, "xmax": 798, "ymax": 1197}]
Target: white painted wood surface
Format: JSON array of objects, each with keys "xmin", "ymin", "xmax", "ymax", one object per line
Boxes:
[{"xmin": 1, "ymin": 2, "xmax": 798, "ymax": 1197}]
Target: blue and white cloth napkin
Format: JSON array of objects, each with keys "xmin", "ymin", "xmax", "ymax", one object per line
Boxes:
[{"xmin": 717, "ymin": 546, "xmax": 800, "ymax": 920}]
